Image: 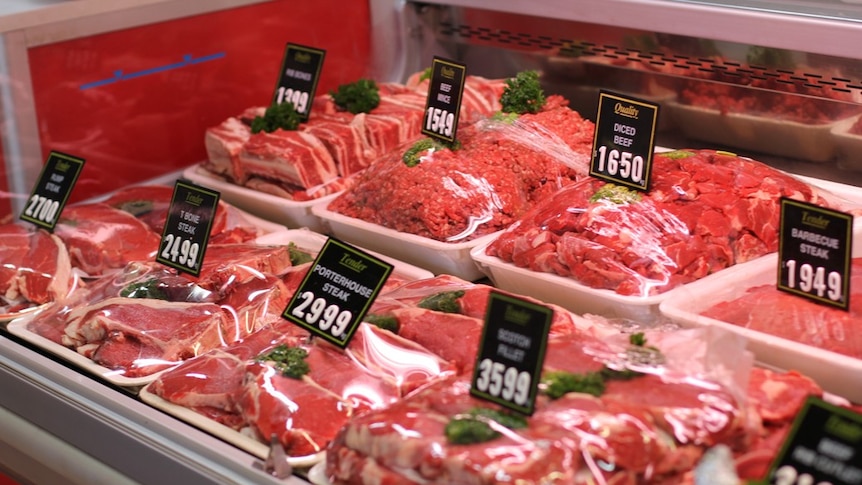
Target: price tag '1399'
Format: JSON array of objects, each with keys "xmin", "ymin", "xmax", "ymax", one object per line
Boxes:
[
  {"xmin": 19, "ymin": 151, "xmax": 85, "ymax": 231},
  {"xmin": 157, "ymin": 180, "xmax": 219, "ymax": 277}
]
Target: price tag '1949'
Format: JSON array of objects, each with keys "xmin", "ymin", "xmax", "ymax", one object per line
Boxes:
[
  {"xmin": 273, "ymin": 43, "xmax": 326, "ymax": 121},
  {"xmin": 19, "ymin": 151, "xmax": 85, "ymax": 231},
  {"xmin": 470, "ymin": 291, "xmax": 552, "ymax": 416},
  {"xmin": 590, "ymin": 91, "xmax": 659, "ymax": 192},
  {"xmin": 282, "ymin": 238, "xmax": 393, "ymax": 348},
  {"xmin": 778, "ymin": 198, "xmax": 853, "ymax": 311},
  {"xmin": 156, "ymin": 180, "xmax": 220, "ymax": 277}
]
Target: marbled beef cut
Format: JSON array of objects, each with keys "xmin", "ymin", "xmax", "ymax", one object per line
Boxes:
[{"xmin": 0, "ymin": 224, "xmax": 73, "ymax": 313}]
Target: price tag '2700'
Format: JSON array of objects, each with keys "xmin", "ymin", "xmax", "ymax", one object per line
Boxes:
[{"xmin": 19, "ymin": 151, "xmax": 85, "ymax": 231}]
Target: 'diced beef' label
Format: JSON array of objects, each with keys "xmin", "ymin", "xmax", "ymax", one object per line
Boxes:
[{"xmin": 590, "ymin": 91, "xmax": 659, "ymax": 192}]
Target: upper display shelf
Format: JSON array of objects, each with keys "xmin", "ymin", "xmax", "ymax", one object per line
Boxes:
[{"xmin": 415, "ymin": 0, "xmax": 862, "ymax": 60}]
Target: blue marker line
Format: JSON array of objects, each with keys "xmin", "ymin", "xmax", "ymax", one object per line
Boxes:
[{"xmin": 79, "ymin": 52, "xmax": 226, "ymax": 90}]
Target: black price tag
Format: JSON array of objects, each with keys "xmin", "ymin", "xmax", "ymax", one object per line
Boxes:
[
  {"xmin": 778, "ymin": 198, "xmax": 853, "ymax": 310},
  {"xmin": 765, "ymin": 396, "xmax": 862, "ymax": 485},
  {"xmin": 19, "ymin": 151, "xmax": 85, "ymax": 231},
  {"xmin": 156, "ymin": 180, "xmax": 220, "ymax": 277},
  {"xmin": 282, "ymin": 238, "xmax": 393, "ymax": 348},
  {"xmin": 421, "ymin": 56, "xmax": 466, "ymax": 143},
  {"xmin": 470, "ymin": 291, "xmax": 552, "ymax": 416},
  {"xmin": 590, "ymin": 91, "xmax": 659, "ymax": 191},
  {"xmin": 273, "ymin": 43, "xmax": 326, "ymax": 121}
]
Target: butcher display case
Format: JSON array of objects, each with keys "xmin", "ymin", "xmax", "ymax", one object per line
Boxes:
[{"xmin": 4, "ymin": 0, "xmax": 862, "ymax": 484}]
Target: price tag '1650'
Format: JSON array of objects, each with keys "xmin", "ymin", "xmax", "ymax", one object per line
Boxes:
[
  {"xmin": 282, "ymin": 238, "xmax": 393, "ymax": 348},
  {"xmin": 19, "ymin": 151, "xmax": 85, "ymax": 231},
  {"xmin": 157, "ymin": 180, "xmax": 219, "ymax": 277}
]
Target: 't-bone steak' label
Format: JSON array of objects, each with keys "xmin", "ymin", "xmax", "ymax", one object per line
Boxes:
[
  {"xmin": 778, "ymin": 198, "xmax": 852, "ymax": 310},
  {"xmin": 421, "ymin": 56, "xmax": 466, "ymax": 143},
  {"xmin": 590, "ymin": 91, "xmax": 659, "ymax": 192},
  {"xmin": 470, "ymin": 291, "xmax": 552, "ymax": 416},
  {"xmin": 157, "ymin": 180, "xmax": 220, "ymax": 277},
  {"xmin": 19, "ymin": 151, "xmax": 85, "ymax": 231},
  {"xmin": 766, "ymin": 396, "xmax": 862, "ymax": 485},
  {"xmin": 283, "ymin": 238, "xmax": 393, "ymax": 348},
  {"xmin": 273, "ymin": 43, "xmax": 326, "ymax": 121}
]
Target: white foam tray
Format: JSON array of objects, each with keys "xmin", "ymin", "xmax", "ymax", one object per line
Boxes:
[
  {"xmin": 311, "ymin": 202, "xmax": 498, "ymax": 281},
  {"xmin": 469, "ymin": 238, "xmax": 670, "ymax": 322},
  {"xmin": 660, "ymin": 233, "xmax": 862, "ymax": 403},
  {"xmin": 183, "ymin": 163, "xmax": 339, "ymax": 233}
]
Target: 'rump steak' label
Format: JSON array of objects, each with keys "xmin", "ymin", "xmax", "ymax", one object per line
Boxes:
[{"xmin": 20, "ymin": 151, "xmax": 85, "ymax": 231}]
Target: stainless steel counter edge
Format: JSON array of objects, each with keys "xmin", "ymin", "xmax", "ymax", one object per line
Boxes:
[{"xmin": 0, "ymin": 335, "xmax": 310, "ymax": 485}]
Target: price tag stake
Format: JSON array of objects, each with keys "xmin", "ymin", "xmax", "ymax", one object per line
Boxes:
[
  {"xmin": 778, "ymin": 198, "xmax": 853, "ymax": 310},
  {"xmin": 421, "ymin": 57, "xmax": 467, "ymax": 144},
  {"xmin": 19, "ymin": 151, "xmax": 85, "ymax": 231},
  {"xmin": 590, "ymin": 91, "xmax": 659, "ymax": 192},
  {"xmin": 156, "ymin": 180, "xmax": 220, "ymax": 277},
  {"xmin": 282, "ymin": 238, "xmax": 393, "ymax": 348},
  {"xmin": 470, "ymin": 291, "xmax": 552, "ymax": 416},
  {"xmin": 273, "ymin": 43, "xmax": 326, "ymax": 121}
]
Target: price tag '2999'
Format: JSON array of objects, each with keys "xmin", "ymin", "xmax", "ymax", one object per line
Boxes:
[
  {"xmin": 283, "ymin": 238, "xmax": 393, "ymax": 348},
  {"xmin": 19, "ymin": 151, "xmax": 85, "ymax": 231},
  {"xmin": 156, "ymin": 180, "xmax": 220, "ymax": 277}
]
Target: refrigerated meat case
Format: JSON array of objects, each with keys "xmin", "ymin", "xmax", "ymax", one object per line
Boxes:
[{"xmin": 4, "ymin": 0, "xmax": 862, "ymax": 483}]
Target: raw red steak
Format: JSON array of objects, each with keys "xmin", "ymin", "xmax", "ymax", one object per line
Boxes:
[
  {"xmin": 54, "ymin": 202, "xmax": 161, "ymax": 276},
  {"xmin": 700, "ymin": 258, "xmax": 862, "ymax": 359},
  {"xmin": 488, "ymin": 149, "xmax": 836, "ymax": 296},
  {"xmin": 0, "ymin": 224, "xmax": 73, "ymax": 312}
]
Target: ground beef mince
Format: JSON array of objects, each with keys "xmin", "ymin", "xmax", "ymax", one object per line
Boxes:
[{"xmin": 327, "ymin": 96, "xmax": 595, "ymax": 242}]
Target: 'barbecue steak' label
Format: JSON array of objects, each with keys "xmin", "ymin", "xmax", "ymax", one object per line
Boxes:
[
  {"xmin": 765, "ymin": 396, "xmax": 862, "ymax": 485},
  {"xmin": 20, "ymin": 151, "xmax": 85, "ymax": 231},
  {"xmin": 283, "ymin": 238, "xmax": 393, "ymax": 348},
  {"xmin": 421, "ymin": 57, "xmax": 466, "ymax": 143},
  {"xmin": 273, "ymin": 43, "xmax": 326, "ymax": 121},
  {"xmin": 157, "ymin": 180, "xmax": 220, "ymax": 277},
  {"xmin": 778, "ymin": 198, "xmax": 852, "ymax": 310},
  {"xmin": 471, "ymin": 291, "xmax": 552, "ymax": 415},
  {"xmin": 590, "ymin": 91, "xmax": 659, "ymax": 192}
]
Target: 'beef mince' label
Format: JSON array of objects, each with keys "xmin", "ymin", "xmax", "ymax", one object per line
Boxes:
[
  {"xmin": 471, "ymin": 291, "xmax": 552, "ymax": 415},
  {"xmin": 778, "ymin": 198, "xmax": 853, "ymax": 310},
  {"xmin": 283, "ymin": 238, "xmax": 393, "ymax": 348},
  {"xmin": 273, "ymin": 43, "xmax": 326, "ymax": 121},
  {"xmin": 20, "ymin": 151, "xmax": 85, "ymax": 231},
  {"xmin": 421, "ymin": 56, "xmax": 467, "ymax": 144},
  {"xmin": 157, "ymin": 180, "xmax": 220, "ymax": 277},
  {"xmin": 590, "ymin": 91, "xmax": 659, "ymax": 192}
]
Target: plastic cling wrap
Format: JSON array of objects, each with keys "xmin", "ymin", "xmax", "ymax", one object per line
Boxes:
[
  {"xmin": 487, "ymin": 149, "xmax": 850, "ymax": 297},
  {"xmin": 323, "ymin": 325, "xmax": 759, "ymax": 485},
  {"xmin": 327, "ymin": 96, "xmax": 594, "ymax": 242}
]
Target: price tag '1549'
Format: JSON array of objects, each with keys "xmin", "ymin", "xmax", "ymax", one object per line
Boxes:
[
  {"xmin": 421, "ymin": 57, "xmax": 466, "ymax": 144},
  {"xmin": 470, "ymin": 291, "xmax": 552, "ymax": 416},
  {"xmin": 282, "ymin": 238, "xmax": 393, "ymax": 348},
  {"xmin": 19, "ymin": 151, "xmax": 85, "ymax": 231},
  {"xmin": 157, "ymin": 180, "xmax": 220, "ymax": 277}
]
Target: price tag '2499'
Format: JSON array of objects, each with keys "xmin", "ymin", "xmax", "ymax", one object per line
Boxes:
[
  {"xmin": 157, "ymin": 180, "xmax": 220, "ymax": 277},
  {"xmin": 283, "ymin": 238, "xmax": 393, "ymax": 348},
  {"xmin": 778, "ymin": 198, "xmax": 853, "ymax": 310},
  {"xmin": 19, "ymin": 151, "xmax": 85, "ymax": 231},
  {"xmin": 590, "ymin": 91, "xmax": 659, "ymax": 192}
]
